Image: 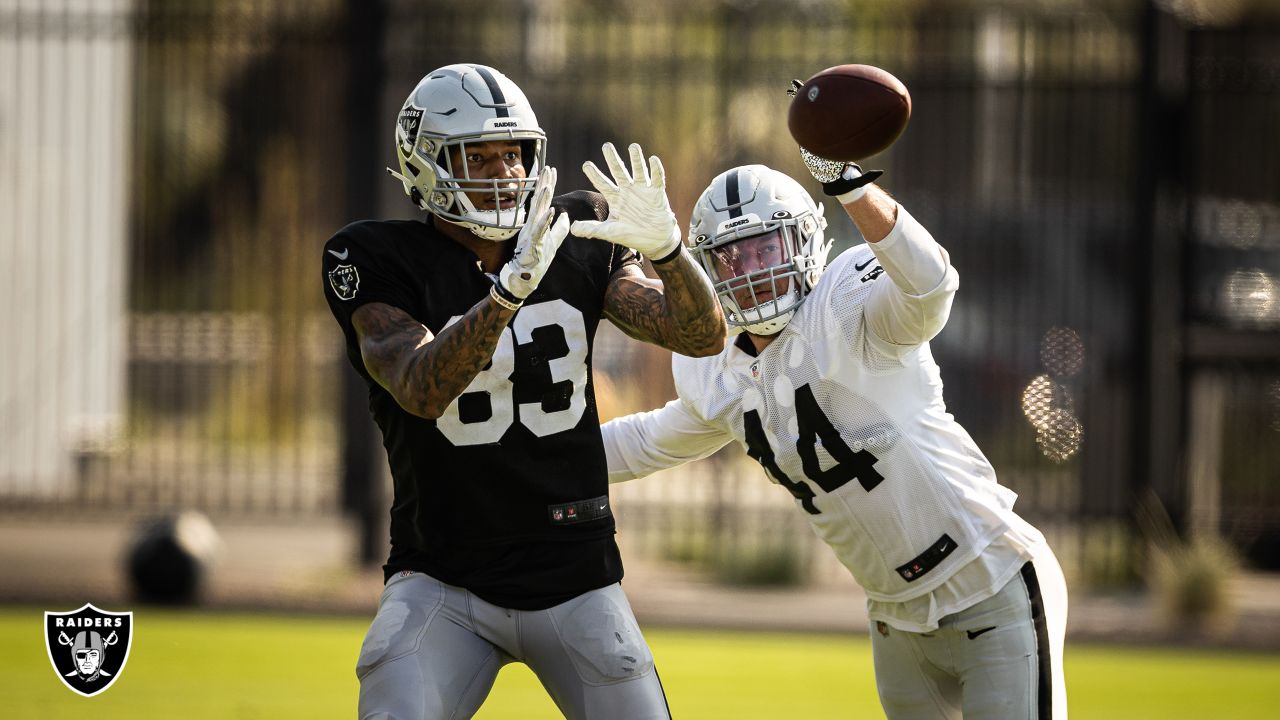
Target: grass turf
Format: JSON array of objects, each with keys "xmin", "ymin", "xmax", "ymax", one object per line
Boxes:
[{"xmin": 4, "ymin": 607, "xmax": 1279, "ymax": 718}]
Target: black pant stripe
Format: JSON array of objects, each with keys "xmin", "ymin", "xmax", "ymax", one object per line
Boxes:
[
  {"xmin": 653, "ymin": 664, "xmax": 674, "ymax": 718},
  {"xmin": 1020, "ymin": 561, "xmax": 1052, "ymax": 719}
]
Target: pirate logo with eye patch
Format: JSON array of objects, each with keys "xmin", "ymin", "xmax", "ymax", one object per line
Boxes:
[{"xmin": 44, "ymin": 604, "xmax": 133, "ymax": 697}]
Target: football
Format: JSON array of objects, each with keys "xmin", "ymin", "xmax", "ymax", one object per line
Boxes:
[{"xmin": 787, "ymin": 64, "xmax": 911, "ymax": 161}]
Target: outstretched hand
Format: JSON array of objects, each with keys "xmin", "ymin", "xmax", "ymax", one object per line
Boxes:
[
  {"xmin": 571, "ymin": 142, "xmax": 682, "ymax": 260},
  {"xmin": 799, "ymin": 147, "xmax": 883, "ymax": 205},
  {"xmin": 786, "ymin": 79, "xmax": 883, "ymax": 203},
  {"xmin": 499, "ymin": 166, "xmax": 571, "ymax": 301}
]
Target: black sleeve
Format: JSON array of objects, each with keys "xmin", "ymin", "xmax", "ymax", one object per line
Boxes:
[
  {"xmin": 549, "ymin": 189, "xmax": 642, "ymax": 277},
  {"xmin": 321, "ymin": 221, "xmax": 419, "ymax": 350},
  {"xmin": 609, "ymin": 239, "xmax": 643, "ymax": 277}
]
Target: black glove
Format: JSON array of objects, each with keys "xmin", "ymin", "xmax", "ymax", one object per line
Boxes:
[{"xmin": 799, "ymin": 147, "xmax": 883, "ymax": 203}]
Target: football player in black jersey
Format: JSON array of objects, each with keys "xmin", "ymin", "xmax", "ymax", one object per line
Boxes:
[{"xmin": 322, "ymin": 63, "xmax": 724, "ymax": 720}]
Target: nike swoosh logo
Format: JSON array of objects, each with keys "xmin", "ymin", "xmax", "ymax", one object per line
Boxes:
[
  {"xmin": 966, "ymin": 626, "xmax": 997, "ymax": 640},
  {"xmin": 328, "ymin": 248, "xmax": 349, "ymax": 260},
  {"xmin": 855, "ymin": 257, "xmax": 876, "ymax": 271}
]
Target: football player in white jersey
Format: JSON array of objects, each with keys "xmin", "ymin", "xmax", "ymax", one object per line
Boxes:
[{"xmin": 602, "ymin": 156, "xmax": 1069, "ymax": 718}]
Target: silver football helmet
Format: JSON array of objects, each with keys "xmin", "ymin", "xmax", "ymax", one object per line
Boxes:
[
  {"xmin": 388, "ymin": 64, "xmax": 547, "ymax": 241},
  {"xmin": 687, "ymin": 165, "xmax": 830, "ymax": 335}
]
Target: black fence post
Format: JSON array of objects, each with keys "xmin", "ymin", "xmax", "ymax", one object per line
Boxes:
[
  {"xmin": 1135, "ymin": 1, "xmax": 1190, "ymax": 532},
  {"xmin": 342, "ymin": 0, "xmax": 388, "ymax": 566}
]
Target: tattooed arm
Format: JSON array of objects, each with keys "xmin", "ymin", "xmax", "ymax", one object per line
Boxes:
[
  {"xmin": 603, "ymin": 250, "xmax": 726, "ymax": 358},
  {"xmin": 351, "ymin": 296, "xmax": 515, "ymax": 420},
  {"xmin": 570, "ymin": 142, "xmax": 725, "ymax": 357}
]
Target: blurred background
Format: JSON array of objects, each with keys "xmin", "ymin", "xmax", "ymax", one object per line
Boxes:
[{"xmin": 3, "ymin": 0, "xmax": 1280, "ymax": 710}]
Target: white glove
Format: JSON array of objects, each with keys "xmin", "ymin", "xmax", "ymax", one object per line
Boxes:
[
  {"xmin": 571, "ymin": 142, "xmax": 682, "ymax": 261},
  {"xmin": 497, "ymin": 166, "xmax": 570, "ymax": 302}
]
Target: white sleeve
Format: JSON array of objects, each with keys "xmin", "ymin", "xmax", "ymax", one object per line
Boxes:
[
  {"xmin": 864, "ymin": 204, "xmax": 960, "ymax": 350},
  {"xmin": 602, "ymin": 398, "xmax": 733, "ymax": 484}
]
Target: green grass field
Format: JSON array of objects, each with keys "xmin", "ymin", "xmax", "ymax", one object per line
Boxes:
[{"xmin": 5, "ymin": 607, "xmax": 1279, "ymax": 718}]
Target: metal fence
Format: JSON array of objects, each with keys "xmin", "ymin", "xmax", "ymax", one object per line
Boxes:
[
  {"xmin": 2, "ymin": 0, "xmax": 1278, "ymax": 583},
  {"xmin": 1, "ymin": 0, "xmax": 351, "ymax": 514}
]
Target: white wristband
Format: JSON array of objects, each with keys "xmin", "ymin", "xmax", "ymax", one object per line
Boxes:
[
  {"xmin": 835, "ymin": 166, "xmax": 872, "ymax": 205},
  {"xmin": 836, "ymin": 185, "xmax": 871, "ymax": 205}
]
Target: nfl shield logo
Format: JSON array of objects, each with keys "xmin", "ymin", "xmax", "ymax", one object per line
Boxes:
[{"xmin": 44, "ymin": 604, "xmax": 133, "ymax": 697}]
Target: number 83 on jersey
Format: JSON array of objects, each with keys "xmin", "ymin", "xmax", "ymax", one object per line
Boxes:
[{"xmin": 437, "ymin": 299, "xmax": 588, "ymax": 446}]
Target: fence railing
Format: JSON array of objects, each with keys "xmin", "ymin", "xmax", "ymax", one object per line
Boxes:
[{"xmin": 2, "ymin": 0, "xmax": 1277, "ymax": 585}]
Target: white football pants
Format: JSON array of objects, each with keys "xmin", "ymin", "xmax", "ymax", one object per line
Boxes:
[
  {"xmin": 870, "ymin": 543, "xmax": 1069, "ymax": 719},
  {"xmin": 355, "ymin": 570, "xmax": 670, "ymax": 720}
]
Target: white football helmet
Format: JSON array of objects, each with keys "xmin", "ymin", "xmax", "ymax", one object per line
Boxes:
[
  {"xmin": 687, "ymin": 165, "xmax": 830, "ymax": 335},
  {"xmin": 388, "ymin": 64, "xmax": 547, "ymax": 241}
]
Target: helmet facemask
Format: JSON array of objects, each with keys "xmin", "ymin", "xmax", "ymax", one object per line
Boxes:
[
  {"xmin": 413, "ymin": 131, "xmax": 546, "ymax": 241},
  {"xmin": 688, "ymin": 165, "xmax": 830, "ymax": 336},
  {"xmin": 388, "ymin": 64, "xmax": 548, "ymax": 242},
  {"xmin": 698, "ymin": 221, "xmax": 809, "ymax": 335}
]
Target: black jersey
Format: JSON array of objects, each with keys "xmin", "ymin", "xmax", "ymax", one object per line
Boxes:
[{"xmin": 322, "ymin": 191, "xmax": 640, "ymax": 610}]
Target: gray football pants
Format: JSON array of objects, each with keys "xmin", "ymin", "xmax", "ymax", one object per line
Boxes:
[
  {"xmin": 355, "ymin": 570, "xmax": 671, "ymax": 720},
  {"xmin": 870, "ymin": 544, "xmax": 1069, "ymax": 719}
]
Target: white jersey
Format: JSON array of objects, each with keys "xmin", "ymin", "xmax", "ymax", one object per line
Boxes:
[{"xmin": 604, "ymin": 205, "xmax": 1044, "ymax": 630}]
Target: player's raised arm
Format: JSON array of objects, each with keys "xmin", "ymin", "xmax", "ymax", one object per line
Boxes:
[
  {"xmin": 571, "ymin": 143, "xmax": 726, "ymax": 357},
  {"xmin": 352, "ymin": 168, "xmax": 570, "ymax": 420},
  {"xmin": 803, "ymin": 151, "xmax": 958, "ymax": 349},
  {"xmin": 602, "ymin": 398, "xmax": 732, "ymax": 484},
  {"xmin": 352, "ymin": 300, "xmax": 508, "ymax": 420}
]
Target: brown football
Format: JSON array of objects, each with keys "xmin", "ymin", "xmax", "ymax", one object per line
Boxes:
[{"xmin": 787, "ymin": 64, "xmax": 911, "ymax": 161}]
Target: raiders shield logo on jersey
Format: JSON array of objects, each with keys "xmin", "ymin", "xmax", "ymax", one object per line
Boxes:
[
  {"xmin": 329, "ymin": 264, "xmax": 360, "ymax": 300},
  {"xmin": 44, "ymin": 604, "xmax": 133, "ymax": 697}
]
